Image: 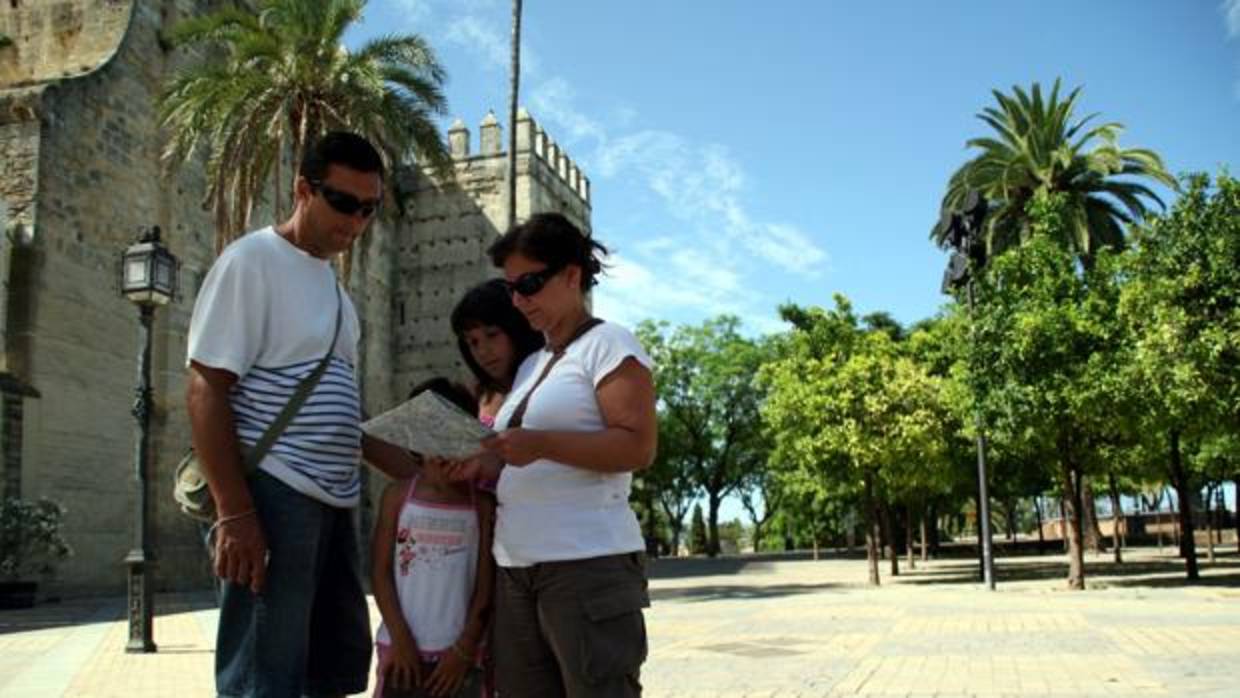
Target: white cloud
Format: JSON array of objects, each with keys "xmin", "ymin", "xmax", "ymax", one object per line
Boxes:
[
  {"xmin": 529, "ymin": 78, "xmax": 608, "ymax": 144},
  {"xmin": 402, "ymin": 2, "xmax": 829, "ymax": 328},
  {"xmin": 444, "ymin": 15, "xmax": 510, "ymax": 72},
  {"xmin": 1225, "ymin": 0, "xmax": 1240, "ymax": 38}
]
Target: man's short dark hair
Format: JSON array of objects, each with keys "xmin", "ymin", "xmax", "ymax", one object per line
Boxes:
[{"xmin": 300, "ymin": 131, "xmax": 385, "ymax": 182}]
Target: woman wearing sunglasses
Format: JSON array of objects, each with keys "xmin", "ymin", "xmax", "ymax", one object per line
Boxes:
[{"xmin": 451, "ymin": 212, "xmax": 657, "ymax": 698}]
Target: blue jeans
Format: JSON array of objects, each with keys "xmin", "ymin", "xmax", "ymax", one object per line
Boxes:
[{"xmin": 214, "ymin": 471, "xmax": 372, "ymax": 698}]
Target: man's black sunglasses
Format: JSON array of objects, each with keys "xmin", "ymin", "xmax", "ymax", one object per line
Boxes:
[
  {"xmin": 503, "ymin": 264, "xmax": 564, "ymax": 297},
  {"xmin": 310, "ymin": 180, "xmax": 381, "ymax": 218}
]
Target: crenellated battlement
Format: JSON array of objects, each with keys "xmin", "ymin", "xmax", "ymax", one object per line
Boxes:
[{"xmin": 446, "ymin": 108, "xmax": 590, "ymax": 204}]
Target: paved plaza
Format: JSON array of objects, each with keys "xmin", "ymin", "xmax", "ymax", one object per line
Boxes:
[{"xmin": 1, "ymin": 547, "xmax": 1237, "ymax": 697}]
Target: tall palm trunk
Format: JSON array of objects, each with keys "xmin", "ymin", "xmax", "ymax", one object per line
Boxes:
[{"xmin": 506, "ymin": 0, "xmax": 523, "ymax": 230}]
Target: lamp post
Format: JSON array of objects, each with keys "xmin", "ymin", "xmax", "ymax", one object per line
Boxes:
[
  {"xmin": 119, "ymin": 226, "xmax": 178, "ymax": 653},
  {"xmin": 939, "ymin": 192, "xmax": 996, "ymax": 591}
]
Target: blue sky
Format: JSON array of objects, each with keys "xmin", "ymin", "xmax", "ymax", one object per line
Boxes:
[{"xmin": 347, "ymin": 0, "xmax": 1240, "ymax": 337}]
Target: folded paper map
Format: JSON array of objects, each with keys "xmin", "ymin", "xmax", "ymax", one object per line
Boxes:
[{"xmin": 361, "ymin": 390, "xmax": 495, "ymax": 459}]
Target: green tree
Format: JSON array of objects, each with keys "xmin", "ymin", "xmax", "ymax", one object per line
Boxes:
[
  {"xmin": 762, "ymin": 296, "xmax": 945, "ymax": 585},
  {"xmin": 637, "ymin": 317, "xmax": 767, "ymax": 557},
  {"xmin": 933, "ymin": 79, "xmax": 1175, "ymax": 267},
  {"xmin": 159, "ymin": 0, "xmax": 452, "ymax": 256},
  {"xmin": 1120, "ymin": 172, "xmax": 1240, "ymax": 580},
  {"xmin": 689, "ymin": 503, "xmax": 708, "ymax": 556},
  {"xmin": 968, "ymin": 191, "xmax": 1131, "ymax": 589}
]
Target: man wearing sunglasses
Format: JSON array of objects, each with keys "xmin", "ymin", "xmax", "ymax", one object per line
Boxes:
[{"xmin": 187, "ymin": 131, "xmax": 418, "ymax": 698}]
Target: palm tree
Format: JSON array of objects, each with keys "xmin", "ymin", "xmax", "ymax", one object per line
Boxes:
[
  {"xmin": 158, "ymin": 0, "xmax": 453, "ymax": 258},
  {"xmin": 506, "ymin": 0, "xmax": 523, "ymax": 230},
  {"xmin": 932, "ymin": 79, "xmax": 1176, "ymax": 267}
]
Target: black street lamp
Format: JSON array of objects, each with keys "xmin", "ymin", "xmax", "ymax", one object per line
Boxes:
[
  {"xmin": 119, "ymin": 226, "xmax": 178, "ymax": 653},
  {"xmin": 938, "ymin": 192, "xmax": 997, "ymax": 591}
]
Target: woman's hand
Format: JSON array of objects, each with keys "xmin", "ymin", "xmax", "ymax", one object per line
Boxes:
[
  {"xmin": 385, "ymin": 636, "xmax": 423, "ymax": 691},
  {"xmin": 425, "ymin": 646, "xmax": 471, "ymax": 697},
  {"xmin": 480, "ymin": 428, "xmax": 545, "ymax": 466}
]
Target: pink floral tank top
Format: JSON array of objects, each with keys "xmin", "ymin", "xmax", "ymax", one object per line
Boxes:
[{"xmin": 375, "ymin": 477, "xmax": 480, "ymax": 659}]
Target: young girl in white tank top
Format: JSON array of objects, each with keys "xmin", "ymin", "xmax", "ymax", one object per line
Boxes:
[{"xmin": 371, "ymin": 447, "xmax": 495, "ymax": 698}]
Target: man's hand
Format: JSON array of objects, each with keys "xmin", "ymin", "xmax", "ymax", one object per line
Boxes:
[
  {"xmin": 213, "ymin": 512, "xmax": 268, "ymax": 594},
  {"xmin": 479, "ymin": 429, "xmax": 544, "ymax": 466}
]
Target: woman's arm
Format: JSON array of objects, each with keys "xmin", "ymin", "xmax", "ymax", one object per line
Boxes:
[{"xmin": 481, "ymin": 357, "xmax": 657, "ymax": 473}]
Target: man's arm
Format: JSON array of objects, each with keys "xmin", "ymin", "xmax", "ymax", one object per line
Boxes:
[
  {"xmin": 361, "ymin": 433, "xmax": 422, "ymax": 480},
  {"xmin": 187, "ymin": 361, "xmax": 267, "ymax": 593}
]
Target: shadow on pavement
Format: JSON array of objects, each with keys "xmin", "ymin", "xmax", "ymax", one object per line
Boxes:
[
  {"xmin": 0, "ymin": 592, "xmax": 217, "ymax": 636},
  {"xmin": 897, "ymin": 550, "xmax": 1240, "ymax": 588},
  {"xmin": 650, "ymin": 581, "xmax": 841, "ymax": 603}
]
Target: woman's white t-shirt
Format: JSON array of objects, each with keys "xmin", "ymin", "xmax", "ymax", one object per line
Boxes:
[{"xmin": 491, "ymin": 321, "xmax": 651, "ymax": 567}]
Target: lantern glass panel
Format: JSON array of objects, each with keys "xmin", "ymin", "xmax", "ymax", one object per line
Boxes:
[
  {"xmin": 125, "ymin": 257, "xmax": 149, "ymax": 290},
  {"xmin": 154, "ymin": 256, "xmax": 173, "ymax": 294}
]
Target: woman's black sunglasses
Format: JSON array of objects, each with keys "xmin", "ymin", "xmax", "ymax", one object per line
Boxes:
[
  {"xmin": 310, "ymin": 180, "xmax": 381, "ymax": 218},
  {"xmin": 503, "ymin": 264, "xmax": 564, "ymax": 297}
]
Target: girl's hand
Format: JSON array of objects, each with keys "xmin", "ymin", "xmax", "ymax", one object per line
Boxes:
[
  {"xmin": 386, "ymin": 636, "xmax": 423, "ymax": 691},
  {"xmin": 480, "ymin": 429, "xmax": 544, "ymax": 466},
  {"xmin": 425, "ymin": 646, "xmax": 471, "ymax": 697},
  {"xmin": 444, "ymin": 451, "xmax": 503, "ymax": 481}
]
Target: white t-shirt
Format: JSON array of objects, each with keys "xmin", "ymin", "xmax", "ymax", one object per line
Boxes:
[
  {"xmin": 492, "ymin": 321, "xmax": 651, "ymax": 567},
  {"xmin": 186, "ymin": 227, "xmax": 364, "ymax": 507}
]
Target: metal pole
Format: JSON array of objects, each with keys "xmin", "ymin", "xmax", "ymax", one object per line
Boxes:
[
  {"xmin": 125, "ymin": 304, "xmax": 156, "ymax": 653},
  {"xmin": 966, "ymin": 279, "xmax": 996, "ymax": 591}
]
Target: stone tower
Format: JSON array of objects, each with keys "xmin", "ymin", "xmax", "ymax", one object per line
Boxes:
[{"xmin": 0, "ymin": 0, "xmax": 591, "ymax": 594}]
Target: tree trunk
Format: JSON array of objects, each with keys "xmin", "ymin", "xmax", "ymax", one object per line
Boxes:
[
  {"xmin": 1204, "ymin": 483, "xmax": 1215, "ymax": 565},
  {"xmin": 1082, "ymin": 478, "xmax": 1107, "ymax": 554},
  {"xmin": 928, "ymin": 502, "xmax": 940, "ymax": 557},
  {"xmin": 707, "ymin": 493, "xmax": 723, "ymax": 558},
  {"xmin": 883, "ymin": 500, "xmax": 899, "ymax": 577},
  {"xmin": 1059, "ymin": 436, "xmax": 1086, "ymax": 590},
  {"xmin": 1168, "ymin": 429, "xmax": 1199, "ymax": 581},
  {"xmin": 919, "ymin": 508, "xmax": 929, "ymax": 562},
  {"xmin": 1107, "ymin": 474, "xmax": 1124, "ymax": 564},
  {"xmin": 906, "ymin": 504, "xmax": 916, "ymax": 570},
  {"xmin": 1234, "ymin": 477, "xmax": 1240, "ymax": 555},
  {"xmin": 1033, "ymin": 496, "xmax": 1046, "ymax": 555},
  {"xmin": 1060, "ymin": 498, "xmax": 1070, "ymax": 552},
  {"xmin": 863, "ymin": 476, "xmax": 880, "ymax": 586}
]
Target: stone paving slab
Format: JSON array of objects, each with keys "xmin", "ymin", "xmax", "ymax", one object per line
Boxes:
[{"xmin": 0, "ymin": 547, "xmax": 1236, "ymax": 697}]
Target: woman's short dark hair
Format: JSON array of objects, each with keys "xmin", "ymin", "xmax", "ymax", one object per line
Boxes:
[
  {"xmin": 450, "ymin": 279, "xmax": 545, "ymax": 394},
  {"xmin": 486, "ymin": 212, "xmax": 608, "ymax": 291},
  {"xmin": 300, "ymin": 131, "xmax": 385, "ymax": 182},
  {"xmin": 408, "ymin": 377, "xmax": 479, "ymax": 417}
]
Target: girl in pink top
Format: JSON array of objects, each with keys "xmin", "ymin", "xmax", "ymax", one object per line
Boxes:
[{"xmin": 371, "ymin": 382, "xmax": 496, "ymax": 698}]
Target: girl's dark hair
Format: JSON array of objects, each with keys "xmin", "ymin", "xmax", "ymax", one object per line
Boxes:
[
  {"xmin": 408, "ymin": 377, "xmax": 479, "ymax": 417},
  {"xmin": 486, "ymin": 212, "xmax": 609, "ymax": 291},
  {"xmin": 450, "ymin": 279, "xmax": 545, "ymax": 394}
]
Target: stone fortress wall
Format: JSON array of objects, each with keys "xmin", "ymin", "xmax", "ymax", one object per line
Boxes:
[{"xmin": 0, "ymin": 0, "xmax": 590, "ymax": 594}]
